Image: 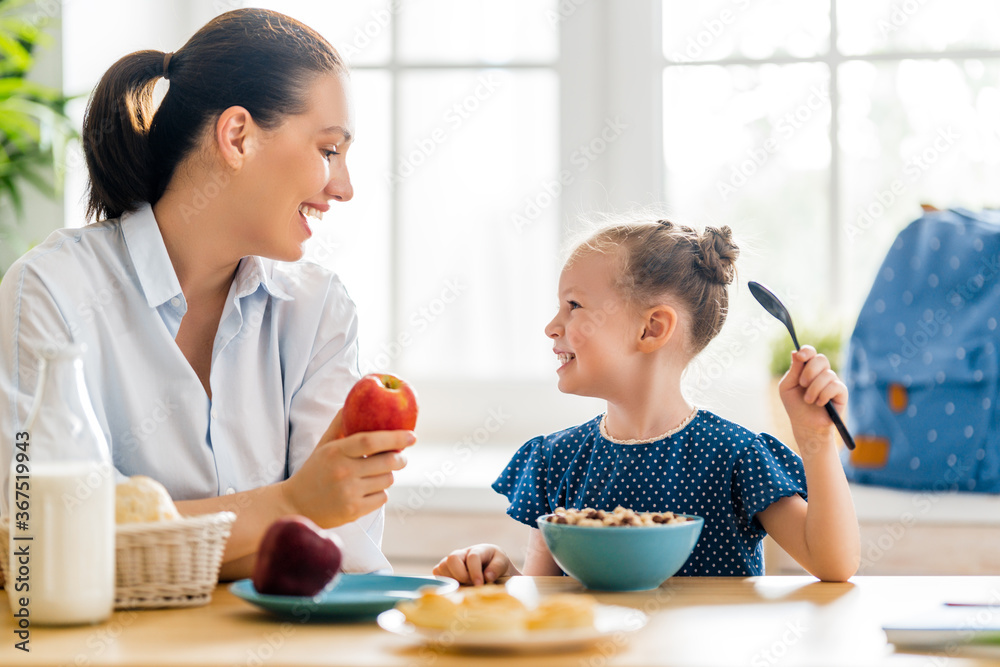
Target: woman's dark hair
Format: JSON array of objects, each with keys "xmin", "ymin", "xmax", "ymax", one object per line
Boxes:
[
  {"xmin": 82, "ymin": 8, "xmax": 346, "ymax": 221},
  {"xmin": 572, "ymin": 219, "xmax": 740, "ymax": 355}
]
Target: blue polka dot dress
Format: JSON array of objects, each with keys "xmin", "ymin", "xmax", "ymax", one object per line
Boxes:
[{"xmin": 492, "ymin": 410, "xmax": 807, "ymax": 576}]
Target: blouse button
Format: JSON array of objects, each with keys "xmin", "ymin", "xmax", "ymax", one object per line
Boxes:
[
  {"xmin": 225, "ymin": 487, "xmax": 236, "ymax": 495},
  {"xmin": 170, "ymin": 297, "xmax": 182, "ymax": 308}
]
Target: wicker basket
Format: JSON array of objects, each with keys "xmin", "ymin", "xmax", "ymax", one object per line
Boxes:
[{"xmin": 0, "ymin": 511, "xmax": 235, "ymax": 609}]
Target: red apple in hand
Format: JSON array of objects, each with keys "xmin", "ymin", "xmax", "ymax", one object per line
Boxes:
[
  {"xmin": 341, "ymin": 373, "xmax": 418, "ymax": 435},
  {"xmin": 253, "ymin": 516, "xmax": 343, "ymax": 596}
]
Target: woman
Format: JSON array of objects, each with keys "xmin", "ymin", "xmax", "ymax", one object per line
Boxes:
[{"xmin": 0, "ymin": 9, "xmax": 412, "ymax": 578}]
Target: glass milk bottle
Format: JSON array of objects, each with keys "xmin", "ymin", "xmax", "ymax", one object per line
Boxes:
[{"xmin": 8, "ymin": 344, "xmax": 115, "ymax": 625}]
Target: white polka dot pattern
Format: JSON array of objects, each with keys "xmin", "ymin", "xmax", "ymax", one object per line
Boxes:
[
  {"xmin": 491, "ymin": 411, "xmax": 807, "ymax": 577},
  {"xmin": 842, "ymin": 208, "xmax": 1000, "ymax": 492}
]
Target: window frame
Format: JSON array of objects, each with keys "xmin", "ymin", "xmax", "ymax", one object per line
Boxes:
[
  {"xmin": 659, "ymin": 0, "xmax": 1000, "ymax": 309},
  {"xmin": 345, "ymin": 1, "xmax": 668, "ymax": 443}
]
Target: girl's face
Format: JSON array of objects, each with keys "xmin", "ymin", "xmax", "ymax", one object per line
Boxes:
[
  {"xmin": 544, "ymin": 250, "xmax": 639, "ymax": 399},
  {"xmin": 238, "ymin": 72, "xmax": 354, "ymax": 261}
]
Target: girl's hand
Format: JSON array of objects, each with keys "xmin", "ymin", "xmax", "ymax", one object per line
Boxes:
[
  {"xmin": 280, "ymin": 410, "xmax": 415, "ymax": 527},
  {"xmin": 432, "ymin": 544, "xmax": 514, "ymax": 585},
  {"xmin": 779, "ymin": 345, "xmax": 847, "ymax": 447}
]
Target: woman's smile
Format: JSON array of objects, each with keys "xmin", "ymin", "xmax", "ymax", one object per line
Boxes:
[{"xmin": 297, "ymin": 202, "xmax": 328, "ymax": 239}]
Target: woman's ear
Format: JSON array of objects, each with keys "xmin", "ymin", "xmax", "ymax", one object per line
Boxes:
[
  {"xmin": 214, "ymin": 106, "xmax": 254, "ymax": 169},
  {"xmin": 637, "ymin": 305, "xmax": 678, "ymax": 353}
]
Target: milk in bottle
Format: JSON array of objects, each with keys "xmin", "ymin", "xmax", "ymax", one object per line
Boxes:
[{"xmin": 7, "ymin": 344, "xmax": 114, "ymax": 625}]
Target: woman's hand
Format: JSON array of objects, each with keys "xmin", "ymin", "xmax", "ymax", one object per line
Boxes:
[
  {"xmin": 433, "ymin": 544, "xmax": 516, "ymax": 585},
  {"xmin": 280, "ymin": 410, "xmax": 415, "ymax": 527},
  {"xmin": 779, "ymin": 345, "xmax": 847, "ymax": 453}
]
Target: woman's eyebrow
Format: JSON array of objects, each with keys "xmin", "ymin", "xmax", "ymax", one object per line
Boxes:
[{"xmin": 321, "ymin": 125, "xmax": 352, "ymax": 142}]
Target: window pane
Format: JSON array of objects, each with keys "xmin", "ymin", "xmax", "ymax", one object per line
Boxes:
[
  {"xmin": 397, "ymin": 0, "xmax": 557, "ymax": 64},
  {"xmin": 663, "ymin": 0, "xmax": 829, "ymax": 62},
  {"xmin": 663, "ymin": 63, "xmax": 833, "ymax": 421},
  {"xmin": 396, "ymin": 69, "xmax": 559, "ymax": 380},
  {"xmin": 302, "ymin": 71, "xmax": 393, "ymax": 369},
  {"xmin": 838, "ymin": 0, "xmax": 1000, "ymax": 56},
  {"xmin": 663, "ymin": 63, "xmax": 831, "ymax": 317},
  {"xmin": 253, "ymin": 0, "xmax": 393, "ymax": 65},
  {"xmin": 839, "ymin": 59, "xmax": 1000, "ymax": 312}
]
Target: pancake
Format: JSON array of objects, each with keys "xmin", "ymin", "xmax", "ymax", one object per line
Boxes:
[
  {"xmin": 527, "ymin": 593, "xmax": 597, "ymax": 630},
  {"xmin": 397, "ymin": 590, "xmax": 461, "ymax": 630}
]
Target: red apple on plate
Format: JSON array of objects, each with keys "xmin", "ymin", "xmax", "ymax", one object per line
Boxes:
[
  {"xmin": 252, "ymin": 515, "xmax": 343, "ymax": 596},
  {"xmin": 341, "ymin": 373, "xmax": 418, "ymax": 436}
]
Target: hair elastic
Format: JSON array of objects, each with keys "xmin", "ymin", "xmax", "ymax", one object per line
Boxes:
[{"xmin": 162, "ymin": 52, "xmax": 174, "ymax": 80}]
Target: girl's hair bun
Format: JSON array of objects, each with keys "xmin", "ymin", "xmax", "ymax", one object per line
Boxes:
[
  {"xmin": 570, "ymin": 216, "xmax": 741, "ymax": 356},
  {"xmin": 694, "ymin": 225, "xmax": 739, "ymax": 286}
]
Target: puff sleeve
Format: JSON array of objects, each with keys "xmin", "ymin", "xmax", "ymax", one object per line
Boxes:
[
  {"xmin": 492, "ymin": 436, "xmax": 552, "ymax": 527},
  {"xmin": 731, "ymin": 433, "xmax": 807, "ymax": 537}
]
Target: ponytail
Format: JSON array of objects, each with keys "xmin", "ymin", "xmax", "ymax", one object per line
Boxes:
[
  {"xmin": 82, "ymin": 9, "xmax": 346, "ymax": 222},
  {"xmin": 82, "ymin": 50, "xmax": 164, "ymax": 222}
]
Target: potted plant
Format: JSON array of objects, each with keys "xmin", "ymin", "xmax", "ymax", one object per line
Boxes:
[
  {"xmin": 0, "ymin": 0, "xmax": 77, "ymax": 278},
  {"xmin": 766, "ymin": 328, "xmax": 843, "ymax": 453}
]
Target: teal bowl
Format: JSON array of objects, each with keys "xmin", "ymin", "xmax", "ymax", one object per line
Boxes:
[{"xmin": 536, "ymin": 513, "xmax": 703, "ymax": 591}]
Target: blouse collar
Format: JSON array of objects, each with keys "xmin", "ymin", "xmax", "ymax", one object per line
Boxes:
[{"xmin": 121, "ymin": 204, "xmax": 293, "ymax": 307}]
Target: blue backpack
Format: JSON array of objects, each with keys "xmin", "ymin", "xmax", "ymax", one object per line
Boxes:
[{"xmin": 842, "ymin": 208, "xmax": 1000, "ymax": 492}]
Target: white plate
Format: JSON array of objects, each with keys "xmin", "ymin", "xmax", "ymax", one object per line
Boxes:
[{"xmin": 377, "ymin": 603, "xmax": 647, "ymax": 653}]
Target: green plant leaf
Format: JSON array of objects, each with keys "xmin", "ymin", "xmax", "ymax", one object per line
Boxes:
[
  {"xmin": 768, "ymin": 329, "xmax": 843, "ymax": 377},
  {"xmin": 0, "ymin": 31, "xmax": 30, "ymax": 74},
  {"xmin": 0, "ymin": 172, "xmax": 23, "ymax": 216},
  {"xmin": 0, "ymin": 0, "xmax": 76, "ymax": 239}
]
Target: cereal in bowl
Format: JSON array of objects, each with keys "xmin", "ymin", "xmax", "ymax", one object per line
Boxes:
[{"xmin": 546, "ymin": 505, "xmax": 691, "ymax": 527}]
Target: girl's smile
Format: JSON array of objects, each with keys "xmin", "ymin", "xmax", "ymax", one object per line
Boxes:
[{"xmin": 554, "ymin": 350, "xmax": 576, "ymax": 370}]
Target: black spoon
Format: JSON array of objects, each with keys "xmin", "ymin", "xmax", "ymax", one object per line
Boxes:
[{"xmin": 748, "ymin": 281, "xmax": 855, "ymax": 450}]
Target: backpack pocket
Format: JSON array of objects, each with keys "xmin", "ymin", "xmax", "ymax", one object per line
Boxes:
[{"xmin": 845, "ymin": 339, "xmax": 999, "ymax": 492}]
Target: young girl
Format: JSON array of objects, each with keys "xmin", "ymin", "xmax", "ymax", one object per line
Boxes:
[{"xmin": 434, "ymin": 220, "xmax": 859, "ymax": 583}]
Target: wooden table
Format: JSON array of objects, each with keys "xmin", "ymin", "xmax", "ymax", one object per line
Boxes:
[{"xmin": 3, "ymin": 576, "xmax": 1000, "ymax": 666}]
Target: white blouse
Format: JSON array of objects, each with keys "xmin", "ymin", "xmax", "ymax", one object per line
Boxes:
[{"xmin": 0, "ymin": 204, "xmax": 389, "ymax": 572}]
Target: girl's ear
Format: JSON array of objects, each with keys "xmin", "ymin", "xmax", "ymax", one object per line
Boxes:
[
  {"xmin": 215, "ymin": 105, "xmax": 255, "ymax": 170},
  {"xmin": 637, "ymin": 305, "xmax": 679, "ymax": 353}
]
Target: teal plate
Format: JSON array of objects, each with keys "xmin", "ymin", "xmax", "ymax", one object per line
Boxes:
[{"xmin": 230, "ymin": 574, "xmax": 458, "ymax": 621}]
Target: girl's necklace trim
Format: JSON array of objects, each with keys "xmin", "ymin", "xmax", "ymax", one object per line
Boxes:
[{"xmin": 599, "ymin": 407, "xmax": 699, "ymax": 445}]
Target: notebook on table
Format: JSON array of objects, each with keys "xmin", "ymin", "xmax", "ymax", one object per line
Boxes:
[{"xmin": 883, "ymin": 604, "xmax": 1000, "ymax": 650}]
